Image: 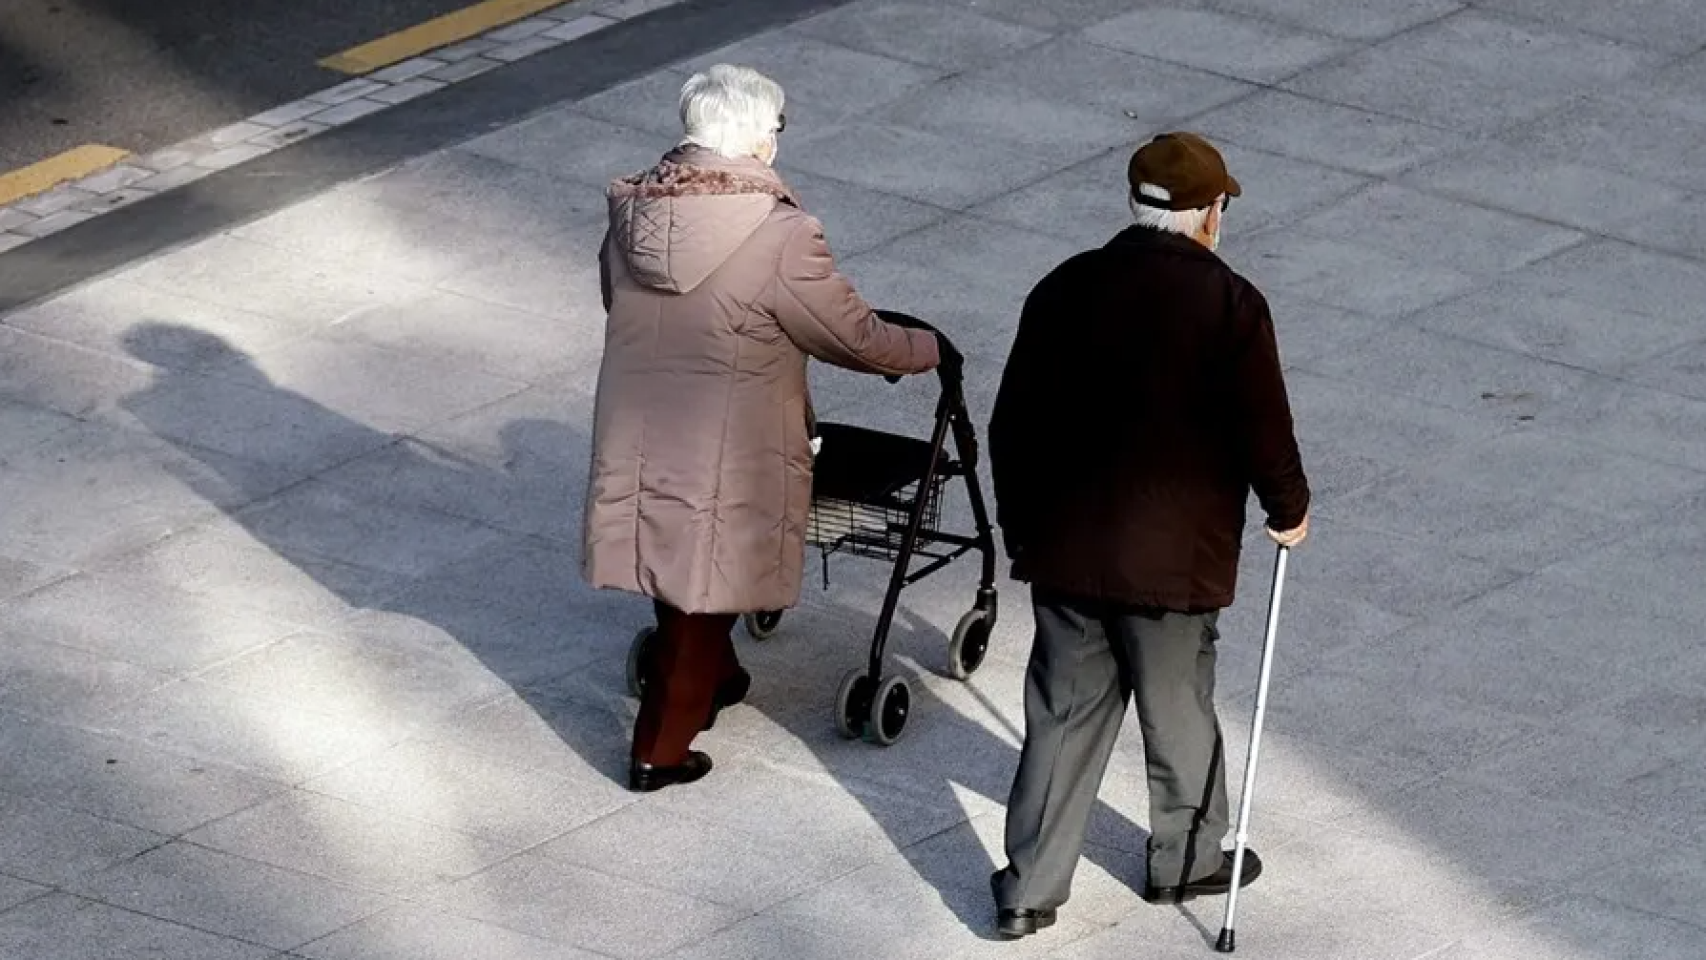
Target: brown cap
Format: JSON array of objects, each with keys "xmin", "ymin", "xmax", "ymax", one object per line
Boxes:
[{"xmin": 1127, "ymin": 132, "xmax": 1242, "ymax": 211}]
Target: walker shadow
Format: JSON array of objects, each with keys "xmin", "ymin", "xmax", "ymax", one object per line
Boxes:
[{"xmin": 120, "ymin": 321, "xmax": 1173, "ymax": 942}]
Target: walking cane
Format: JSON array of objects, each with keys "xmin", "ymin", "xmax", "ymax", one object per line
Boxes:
[{"xmin": 1215, "ymin": 544, "xmax": 1290, "ymax": 953}]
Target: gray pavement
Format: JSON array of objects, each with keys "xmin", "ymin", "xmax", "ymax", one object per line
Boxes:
[{"xmin": 3, "ymin": 1, "xmax": 1706, "ymax": 958}]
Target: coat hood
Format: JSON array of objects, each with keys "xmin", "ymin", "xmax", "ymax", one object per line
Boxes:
[{"xmin": 607, "ymin": 146, "xmax": 796, "ymax": 294}]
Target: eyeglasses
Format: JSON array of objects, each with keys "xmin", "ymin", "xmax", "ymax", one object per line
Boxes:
[
  {"xmin": 776, "ymin": 113, "xmax": 787, "ymax": 134},
  {"xmin": 1220, "ymin": 194, "xmax": 1232, "ymax": 212}
]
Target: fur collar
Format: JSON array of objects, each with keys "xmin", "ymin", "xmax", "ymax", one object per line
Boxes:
[{"xmin": 609, "ymin": 157, "xmax": 794, "ymax": 204}]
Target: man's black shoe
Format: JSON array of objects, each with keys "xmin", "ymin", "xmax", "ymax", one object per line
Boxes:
[
  {"xmin": 991, "ymin": 871, "xmax": 1057, "ymax": 938},
  {"xmin": 1142, "ymin": 850, "xmax": 1263, "ymax": 904},
  {"xmin": 629, "ymin": 751, "xmax": 713, "ymax": 792}
]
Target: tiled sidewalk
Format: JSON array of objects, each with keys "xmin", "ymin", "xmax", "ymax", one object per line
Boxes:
[{"xmin": 4, "ymin": 1, "xmax": 1706, "ymax": 958}]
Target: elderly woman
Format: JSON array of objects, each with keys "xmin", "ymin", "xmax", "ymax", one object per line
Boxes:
[{"xmin": 584, "ymin": 64, "xmax": 944, "ymax": 792}]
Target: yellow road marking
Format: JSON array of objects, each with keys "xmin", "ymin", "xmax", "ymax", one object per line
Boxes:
[
  {"xmin": 319, "ymin": 0, "xmax": 569, "ymax": 74},
  {"xmin": 0, "ymin": 144, "xmax": 129, "ymax": 206}
]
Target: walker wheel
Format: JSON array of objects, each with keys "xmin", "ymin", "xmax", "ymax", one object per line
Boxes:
[
  {"xmin": 835, "ymin": 668, "xmax": 876, "ymax": 739},
  {"xmin": 947, "ymin": 609, "xmax": 993, "ymax": 680},
  {"xmin": 626, "ymin": 627, "xmax": 656, "ymax": 697},
  {"xmin": 745, "ymin": 610, "xmax": 784, "ymax": 641},
  {"xmin": 867, "ymin": 675, "xmax": 912, "ymax": 746}
]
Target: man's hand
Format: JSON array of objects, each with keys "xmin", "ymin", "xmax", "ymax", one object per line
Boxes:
[{"xmin": 1266, "ymin": 513, "xmax": 1309, "ymax": 548}]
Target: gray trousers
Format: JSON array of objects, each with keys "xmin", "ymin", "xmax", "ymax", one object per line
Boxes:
[{"xmin": 995, "ymin": 590, "xmax": 1228, "ymax": 910}]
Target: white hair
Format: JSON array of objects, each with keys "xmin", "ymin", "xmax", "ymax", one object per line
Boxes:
[
  {"xmin": 678, "ymin": 64, "xmax": 786, "ymax": 159},
  {"xmin": 1129, "ymin": 190, "xmax": 1214, "ymax": 237}
]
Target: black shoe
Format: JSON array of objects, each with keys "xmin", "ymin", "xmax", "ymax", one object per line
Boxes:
[
  {"xmin": 1143, "ymin": 850, "xmax": 1263, "ymax": 904},
  {"xmin": 991, "ymin": 871, "xmax": 1057, "ymax": 938},
  {"xmin": 629, "ymin": 751, "xmax": 713, "ymax": 792},
  {"xmin": 703, "ymin": 669, "xmax": 751, "ymax": 731}
]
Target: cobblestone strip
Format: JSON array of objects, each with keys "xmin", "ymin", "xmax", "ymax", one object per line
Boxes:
[{"xmin": 0, "ymin": 0, "xmax": 677, "ymax": 252}]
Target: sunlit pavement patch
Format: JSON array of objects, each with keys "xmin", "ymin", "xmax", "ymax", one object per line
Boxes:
[{"xmin": 0, "ymin": 0, "xmax": 677, "ymax": 255}]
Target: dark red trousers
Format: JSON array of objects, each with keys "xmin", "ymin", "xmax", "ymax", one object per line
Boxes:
[{"xmin": 631, "ymin": 601, "xmax": 741, "ymax": 766}]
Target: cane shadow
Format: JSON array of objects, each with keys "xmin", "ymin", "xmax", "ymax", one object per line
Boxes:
[{"xmin": 118, "ymin": 322, "xmax": 636, "ymax": 783}]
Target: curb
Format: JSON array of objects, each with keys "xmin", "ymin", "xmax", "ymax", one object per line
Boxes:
[{"xmin": 0, "ymin": 0, "xmax": 683, "ymax": 255}]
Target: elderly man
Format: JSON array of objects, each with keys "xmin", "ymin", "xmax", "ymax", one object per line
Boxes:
[{"xmin": 986, "ymin": 132, "xmax": 1310, "ymax": 937}]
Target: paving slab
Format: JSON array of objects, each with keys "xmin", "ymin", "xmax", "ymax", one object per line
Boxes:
[
  {"xmin": 875, "ymin": 76, "xmax": 1139, "ymax": 168},
  {"xmin": 1472, "ymin": 0, "xmax": 1706, "ymax": 53},
  {"xmin": 67, "ymin": 842, "xmax": 393, "ymax": 951},
  {"xmin": 1430, "ymin": 895, "xmax": 1706, "ymax": 960},
  {"xmin": 1547, "ymin": 379, "xmax": 1706, "ymax": 474},
  {"xmin": 4, "ymin": 1, "xmax": 1706, "ymax": 959},
  {"xmin": 298, "ymin": 905, "xmax": 607, "ymax": 960},
  {"xmin": 791, "ymin": 1, "xmax": 1050, "ymax": 72},
  {"xmin": 191, "ymin": 619, "xmax": 512, "ymax": 732},
  {"xmin": 1590, "ymin": 837, "xmax": 1706, "ymax": 931},
  {"xmin": 1458, "ymin": 706, "xmax": 1706, "ymax": 838},
  {"xmin": 566, "ymin": 69, "xmax": 694, "ymax": 138},
  {"xmin": 183, "ymin": 789, "xmax": 515, "ymax": 896},
  {"xmin": 1281, "ymin": 12, "xmax": 1664, "ymax": 135},
  {"xmin": 0, "ymin": 710, "xmax": 287, "ymax": 836},
  {"xmin": 96, "ymin": 679, "xmax": 410, "ymax": 784},
  {"xmin": 783, "ymin": 122, "xmax": 1074, "ymax": 211},
  {"xmin": 1406, "ymin": 426, "xmax": 1706, "ymax": 521},
  {"xmin": 0, "ymin": 325, "xmax": 159, "ymax": 422},
  {"xmin": 1233, "ymin": 230, "xmax": 1482, "ymax": 318},
  {"xmin": 680, "ymin": 29, "xmax": 947, "ymax": 130},
  {"xmin": 760, "ymin": 815, "xmax": 1119, "ymax": 960},
  {"xmin": 1304, "ymin": 323, "xmax": 1602, "ymax": 420},
  {"xmin": 0, "ymin": 400, "xmax": 79, "ymax": 464},
  {"xmin": 1503, "ymin": 93, "xmax": 1706, "ymax": 196},
  {"xmin": 0, "ymin": 792, "xmax": 166, "ymax": 887},
  {"xmin": 86, "ymin": 517, "xmax": 411, "ymax": 634},
  {"xmin": 425, "ymin": 855, "xmax": 743, "ymax": 960},
  {"xmin": 318, "ymin": 290, "xmax": 585, "ymax": 384},
  {"xmin": 0, "ymin": 874, "xmax": 49, "ymax": 913},
  {"xmin": 227, "ymin": 481, "xmax": 513, "ymax": 581},
  {"xmin": 340, "ymin": 149, "xmax": 609, "ymax": 237},
  {"xmin": 1295, "ymin": 183, "xmax": 1585, "ymax": 276},
  {"xmin": 1089, "ymin": 7, "xmax": 1349, "ymax": 84},
  {"xmin": 0, "ymin": 573, "xmax": 303, "ymax": 675},
  {"xmin": 0, "ymin": 894, "xmax": 272, "ymax": 960},
  {"xmin": 1339, "ymin": 574, "xmax": 1704, "ymax": 720},
  {"xmin": 4, "ymin": 277, "xmax": 315, "ymax": 374},
  {"xmin": 1196, "ymin": 89, "xmax": 1461, "ymax": 178},
  {"xmin": 1207, "ymin": 0, "xmax": 1465, "ymax": 40},
  {"xmin": 1403, "ymin": 279, "xmax": 1701, "ymax": 375},
  {"xmin": 1401, "ymin": 143, "xmax": 1684, "ymax": 234},
  {"xmin": 977, "ymin": 35, "xmax": 1257, "ymax": 120},
  {"xmin": 117, "ymin": 234, "xmax": 426, "ymax": 329},
  {"xmin": 0, "ymin": 633, "xmax": 176, "ymax": 726},
  {"xmin": 433, "ymin": 227, "xmax": 609, "ymax": 332},
  {"xmin": 300, "ymin": 736, "xmax": 631, "ymax": 849}
]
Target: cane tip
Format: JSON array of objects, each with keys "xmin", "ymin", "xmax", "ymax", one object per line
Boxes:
[{"xmin": 1215, "ymin": 928, "xmax": 1236, "ymax": 953}]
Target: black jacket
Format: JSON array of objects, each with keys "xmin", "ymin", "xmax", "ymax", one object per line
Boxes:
[{"xmin": 988, "ymin": 226, "xmax": 1309, "ymax": 611}]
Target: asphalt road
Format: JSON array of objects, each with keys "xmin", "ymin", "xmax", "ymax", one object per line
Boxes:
[{"xmin": 0, "ymin": 0, "xmax": 487, "ymax": 170}]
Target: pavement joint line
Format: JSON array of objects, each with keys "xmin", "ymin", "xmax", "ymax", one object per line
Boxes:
[{"xmin": 0, "ymin": 3, "xmax": 638, "ymax": 257}]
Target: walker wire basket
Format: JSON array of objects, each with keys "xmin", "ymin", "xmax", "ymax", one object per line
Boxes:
[{"xmin": 627, "ymin": 311, "xmax": 999, "ymax": 748}]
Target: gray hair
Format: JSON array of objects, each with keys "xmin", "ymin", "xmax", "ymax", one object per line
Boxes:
[{"xmin": 678, "ymin": 64, "xmax": 786, "ymax": 159}]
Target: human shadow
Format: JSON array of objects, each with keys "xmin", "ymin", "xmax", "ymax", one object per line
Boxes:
[
  {"xmin": 120, "ymin": 321, "xmax": 1169, "ymax": 941},
  {"xmin": 119, "ymin": 322, "xmax": 636, "ymax": 781}
]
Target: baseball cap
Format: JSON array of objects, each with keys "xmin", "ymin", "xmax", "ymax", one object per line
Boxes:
[{"xmin": 1127, "ymin": 132, "xmax": 1242, "ymax": 211}]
